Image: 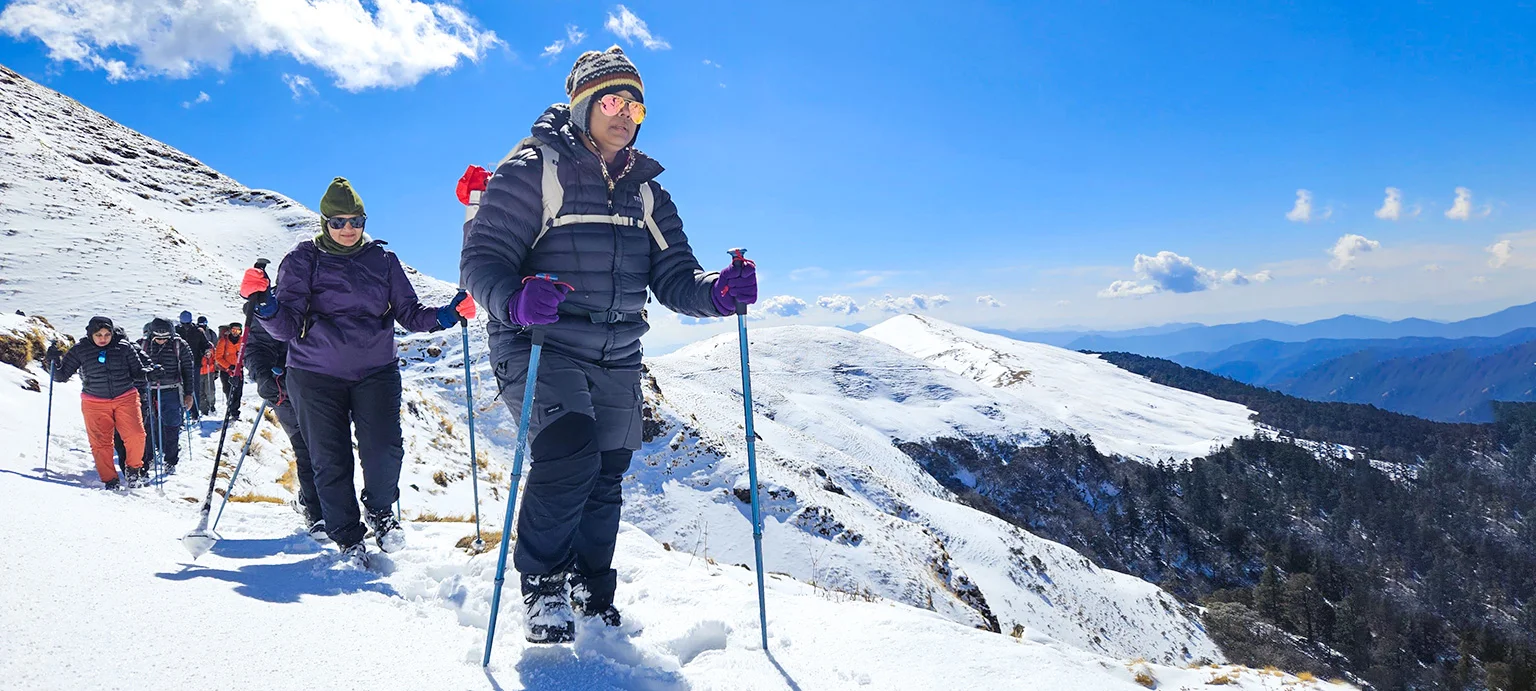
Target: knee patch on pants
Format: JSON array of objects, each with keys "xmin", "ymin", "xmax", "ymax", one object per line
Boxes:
[{"xmin": 531, "ymin": 413, "xmax": 597, "ymax": 462}]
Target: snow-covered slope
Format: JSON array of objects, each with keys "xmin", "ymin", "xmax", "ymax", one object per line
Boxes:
[
  {"xmin": 865, "ymin": 315, "xmax": 1258, "ymax": 463},
  {"xmin": 0, "ymin": 358, "xmax": 1350, "ymax": 691},
  {"xmin": 635, "ymin": 326, "xmax": 1220, "ymax": 663}
]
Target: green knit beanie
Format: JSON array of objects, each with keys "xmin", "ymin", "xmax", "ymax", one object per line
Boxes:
[{"xmin": 320, "ymin": 177, "xmax": 365, "ymax": 219}]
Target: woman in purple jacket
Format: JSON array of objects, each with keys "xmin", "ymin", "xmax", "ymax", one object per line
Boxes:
[{"xmin": 241, "ymin": 177, "xmax": 473, "ymax": 562}]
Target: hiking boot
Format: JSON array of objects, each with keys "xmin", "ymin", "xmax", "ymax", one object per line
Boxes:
[
  {"xmin": 125, "ymin": 467, "xmax": 148, "ymax": 488},
  {"xmin": 522, "ymin": 573, "xmax": 576, "ymax": 644},
  {"xmin": 338, "ymin": 541, "xmax": 370, "ymax": 568},
  {"xmin": 164, "ymin": 463, "xmax": 177, "ymax": 476},
  {"xmin": 103, "ymin": 478, "xmax": 122, "ymax": 491},
  {"xmin": 364, "ymin": 509, "xmax": 405, "ymax": 553},
  {"xmin": 306, "ymin": 517, "xmax": 331, "ymax": 543},
  {"xmin": 569, "ymin": 572, "xmax": 623, "ymax": 628}
]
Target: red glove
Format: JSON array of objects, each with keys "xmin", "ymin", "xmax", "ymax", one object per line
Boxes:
[
  {"xmin": 239, "ymin": 268, "xmax": 270, "ymax": 299},
  {"xmin": 456, "ymin": 295, "xmax": 477, "ymax": 320},
  {"xmin": 456, "ymin": 165, "xmax": 491, "ymax": 205}
]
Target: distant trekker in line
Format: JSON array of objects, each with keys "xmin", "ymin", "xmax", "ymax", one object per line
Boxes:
[
  {"xmin": 175, "ymin": 311, "xmax": 212, "ymax": 419},
  {"xmin": 241, "ymin": 177, "xmax": 474, "ymax": 563},
  {"xmin": 138, "ymin": 317, "xmax": 198, "ymax": 472},
  {"xmin": 213, "ymin": 322, "xmax": 244, "ymax": 420},
  {"xmin": 47, "ymin": 316, "xmax": 151, "ymax": 489}
]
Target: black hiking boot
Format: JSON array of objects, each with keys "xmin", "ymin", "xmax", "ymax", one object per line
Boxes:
[
  {"xmin": 364, "ymin": 508, "xmax": 405, "ymax": 553},
  {"xmin": 125, "ymin": 466, "xmax": 148, "ymax": 488},
  {"xmin": 337, "ymin": 541, "xmax": 370, "ymax": 568},
  {"xmin": 103, "ymin": 478, "xmax": 121, "ymax": 491},
  {"xmin": 569, "ymin": 572, "xmax": 623, "ymax": 628},
  {"xmin": 522, "ymin": 573, "xmax": 575, "ymax": 644}
]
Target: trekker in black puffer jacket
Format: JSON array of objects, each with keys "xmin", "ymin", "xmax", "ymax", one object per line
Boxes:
[
  {"xmin": 48, "ymin": 316, "xmax": 152, "ymax": 488},
  {"xmin": 460, "ymin": 46, "xmax": 758, "ymax": 644},
  {"xmin": 138, "ymin": 316, "xmax": 198, "ymax": 471},
  {"xmin": 242, "ymin": 302, "xmax": 323, "ymax": 540}
]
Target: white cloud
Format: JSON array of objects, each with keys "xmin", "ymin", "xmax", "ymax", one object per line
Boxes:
[
  {"xmin": 180, "ymin": 90, "xmax": 210, "ymax": 108},
  {"xmin": 1286, "ymin": 189, "xmax": 1316, "ymax": 222},
  {"xmin": 1423, "ymin": 264, "xmax": 1442, "ymax": 272},
  {"xmin": 1311, "ymin": 278, "xmax": 1331, "ymax": 286},
  {"xmin": 678, "ymin": 314, "xmax": 724, "ymax": 326},
  {"xmin": 1487, "ymin": 240, "xmax": 1513, "ymax": 269},
  {"xmin": 1328, "ymin": 234, "xmax": 1380, "ymax": 270},
  {"xmin": 788, "ymin": 267, "xmax": 829, "ymax": 282},
  {"xmin": 283, "ymin": 73, "xmax": 317, "ymax": 101},
  {"xmin": 1471, "ymin": 276, "xmax": 1489, "ymax": 285},
  {"xmin": 867, "ymin": 294, "xmax": 951, "ymax": 312},
  {"xmin": 1098, "ymin": 251, "xmax": 1259, "ymax": 298},
  {"xmin": 0, "ymin": 0, "xmax": 501, "ymax": 90},
  {"xmin": 976, "ymin": 295, "xmax": 1005, "ymax": 308},
  {"xmin": 605, "ymin": 5, "xmax": 669, "ymax": 50},
  {"xmin": 1358, "ymin": 275, "xmax": 1376, "ymax": 284},
  {"xmin": 1375, "ymin": 187, "xmax": 1402, "ymax": 221},
  {"xmin": 1250, "ymin": 270, "xmax": 1273, "ymax": 283},
  {"xmin": 541, "ymin": 24, "xmax": 586, "ymax": 60},
  {"xmin": 816, "ymin": 295, "xmax": 859, "ymax": 315},
  {"xmin": 1446, "ymin": 187, "xmax": 1490, "ymax": 221},
  {"xmin": 757, "ymin": 295, "xmax": 808, "ymax": 318}
]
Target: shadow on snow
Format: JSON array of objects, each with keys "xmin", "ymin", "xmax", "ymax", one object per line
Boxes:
[{"xmin": 155, "ymin": 554, "xmax": 398, "ymax": 604}]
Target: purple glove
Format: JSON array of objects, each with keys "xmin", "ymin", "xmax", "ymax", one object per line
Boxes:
[
  {"xmin": 508, "ymin": 276, "xmax": 570, "ymax": 326},
  {"xmin": 712, "ymin": 258, "xmax": 758, "ymax": 315}
]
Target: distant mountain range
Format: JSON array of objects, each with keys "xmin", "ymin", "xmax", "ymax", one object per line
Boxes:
[{"xmin": 989, "ymin": 301, "xmax": 1536, "ymax": 358}]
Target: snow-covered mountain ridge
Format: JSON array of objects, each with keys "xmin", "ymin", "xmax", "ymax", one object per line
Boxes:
[{"xmin": 0, "ymin": 65, "xmax": 1346, "ymax": 688}]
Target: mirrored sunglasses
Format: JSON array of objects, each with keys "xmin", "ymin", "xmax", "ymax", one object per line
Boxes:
[{"xmin": 598, "ymin": 94, "xmax": 647, "ymax": 124}]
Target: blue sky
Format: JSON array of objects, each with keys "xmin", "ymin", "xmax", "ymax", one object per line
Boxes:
[{"xmin": 2, "ymin": 1, "xmax": 1534, "ymax": 347}]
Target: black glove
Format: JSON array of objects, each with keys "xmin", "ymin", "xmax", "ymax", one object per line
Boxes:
[{"xmin": 44, "ymin": 344, "xmax": 63, "ymax": 371}]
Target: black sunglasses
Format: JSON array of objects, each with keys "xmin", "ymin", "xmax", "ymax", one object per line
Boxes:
[{"xmin": 325, "ymin": 215, "xmax": 367, "ymax": 230}]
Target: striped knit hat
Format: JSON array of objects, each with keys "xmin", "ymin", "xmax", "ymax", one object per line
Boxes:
[{"xmin": 565, "ymin": 46, "xmax": 644, "ymax": 137}]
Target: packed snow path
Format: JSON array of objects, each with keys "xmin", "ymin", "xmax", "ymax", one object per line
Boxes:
[{"xmin": 0, "ymin": 364, "xmax": 1345, "ymax": 691}]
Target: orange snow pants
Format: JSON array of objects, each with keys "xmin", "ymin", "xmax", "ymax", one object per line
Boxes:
[{"xmin": 82, "ymin": 389, "xmax": 146, "ymax": 483}]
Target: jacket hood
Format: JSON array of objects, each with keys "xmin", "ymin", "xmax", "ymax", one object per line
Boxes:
[
  {"xmin": 86, "ymin": 316, "xmax": 113, "ymax": 335},
  {"xmin": 530, "ymin": 104, "xmax": 664, "ymax": 184},
  {"xmin": 149, "ymin": 317, "xmax": 175, "ymax": 336}
]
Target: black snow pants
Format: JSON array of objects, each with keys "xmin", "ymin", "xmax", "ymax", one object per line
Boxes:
[
  {"xmin": 142, "ymin": 385, "xmax": 184, "ymax": 468},
  {"xmin": 285, "ymin": 365, "xmax": 403, "ymax": 547},
  {"xmin": 495, "ymin": 346, "xmax": 640, "ymax": 608},
  {"xmin": 220, "ymin": 370, "xmax": 244, "ymax": 419}
]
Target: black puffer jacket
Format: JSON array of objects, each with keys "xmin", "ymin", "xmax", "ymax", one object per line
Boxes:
[
  {"xmin": 461, "ymin": 104, "xmax": 721, "ymax": 367},
  {"xmin": 243, "ymin": 303, "xmax": 288, "ymax": 403},
  {"xmin": 139, "ymin": 333, "xmax": 199, "ymax": 393},
  {"xmin": 176, "ymin": 321, "xmax": 212, "ymax": 362},
  {"xmin": 54, "ymin": 329, "xmax": 151, "ymax": 399}
]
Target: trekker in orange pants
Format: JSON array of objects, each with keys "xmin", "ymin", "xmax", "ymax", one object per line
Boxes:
[{"xmin": 47, "ymin": 316, "xmax": 153, "ymax": 489}]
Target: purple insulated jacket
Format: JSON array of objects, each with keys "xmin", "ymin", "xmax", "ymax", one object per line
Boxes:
[{"xmin": 260, "ymin": 240, "xmax": 442, "ymax": 381}]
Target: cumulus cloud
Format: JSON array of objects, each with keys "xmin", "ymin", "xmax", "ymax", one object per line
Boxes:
[
  {"xmin": 1328, "ymin": 234, "xmax": 1380, "ymax": 270},
  {"xmin": 0, "ymin": 0, "xmax": 501, "ymax": 90},
  {"xmin": 757, "ymin": 295, "xmax": 808, "ymax": 318},
  {"xmin": 1375, "ymin": 187, "xmax": 1402, "ymax": 221},
  {"xmin": 1098, "ymin": 251, "xmax": 1259, "ymax": 298},
  {"xmin": 976, "ymin": 295, "xmax": 1005, "ymax": 308},
  {"xmin": 867, "ymin": 294, "xmax": 951, "ymax": 312},
  {"xmin": 1488, "ymin": 239, "xmax": 1513, "ymax": 269},
  {"xmin": 283, "ymin": 73, "xmax": 317, "ymax": 101},
  {"xmin": 180, "ymin": 90, "xmax": 210, "ymax": 108},
  {"xmin": 1446, "ymin": 187, "xmax": 1490, "ymax": 221},
  {"xmin": 541, "ymin": 24, "xmax": 586, "ymax": 60},
  {"xmin": 678, "ymin": 314, "xmax": 724, "ymax": 326},
  {"xmin": 605, "ymin": 5, "xmax": 669, "ymax": 50},
  {"xmin": 816, "ymin": 295, "xmax": 859, "ymax": 315},
  {"xmin": 1285, "ymin": 189, "xmax": 1329, "ymax": 223}
]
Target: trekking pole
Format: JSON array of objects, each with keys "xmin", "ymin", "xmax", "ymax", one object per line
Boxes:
[
  {"xmin": 182, "ymin": 258, "xmax": 268, "ymax": 558},
  {"xmin": 727, "ymin": 248, "xmax": 770, "ymax": 650},
  {"xmin": 154, "ymin": 386, "xmax": 167, "ymax": 497},
  {"xmin": 485, "ymin": 279, "xmax": 559, "ymax": 667},
  {"xmin": 210, "ymin": 400, "xmax": 268, "ymax": 534},
  {"xmin": 462, "ymin": 312, "xmax": 484, "ymax": 551},
  {"xmin": 43, "ymin": 358, "xmax": 56, "ymax": 477}
]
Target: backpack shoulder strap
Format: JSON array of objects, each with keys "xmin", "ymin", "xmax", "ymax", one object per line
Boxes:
[
  {"xmin": 533, "ymin": 144, "xmax": 562, "ymax": 249},
  {"xmin": 638, "ymin": 181, "xmax": 669, "ymax": 252}
]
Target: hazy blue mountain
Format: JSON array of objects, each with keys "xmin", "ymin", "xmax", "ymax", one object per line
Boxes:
[
  {"xmin": 1173, "ymin": 328, "xmax": 1536, "ymax": 387},
  {"xmin": 1274, "ymin": 339, "xmax": 1536, "ymax": 422},
  {"xmin": 1034, "ymin": 301, "xmax": 1536, "ymax": 358}
]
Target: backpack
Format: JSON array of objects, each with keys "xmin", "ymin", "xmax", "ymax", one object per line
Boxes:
[{"xmin": 464, "ymin": 137, "xmax": 669, "ymax": 252}]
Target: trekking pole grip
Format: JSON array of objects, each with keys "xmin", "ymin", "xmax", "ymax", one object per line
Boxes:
[{"xmin": 727, "ymin": 248, "xmax": 749, "ymax": 316}]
